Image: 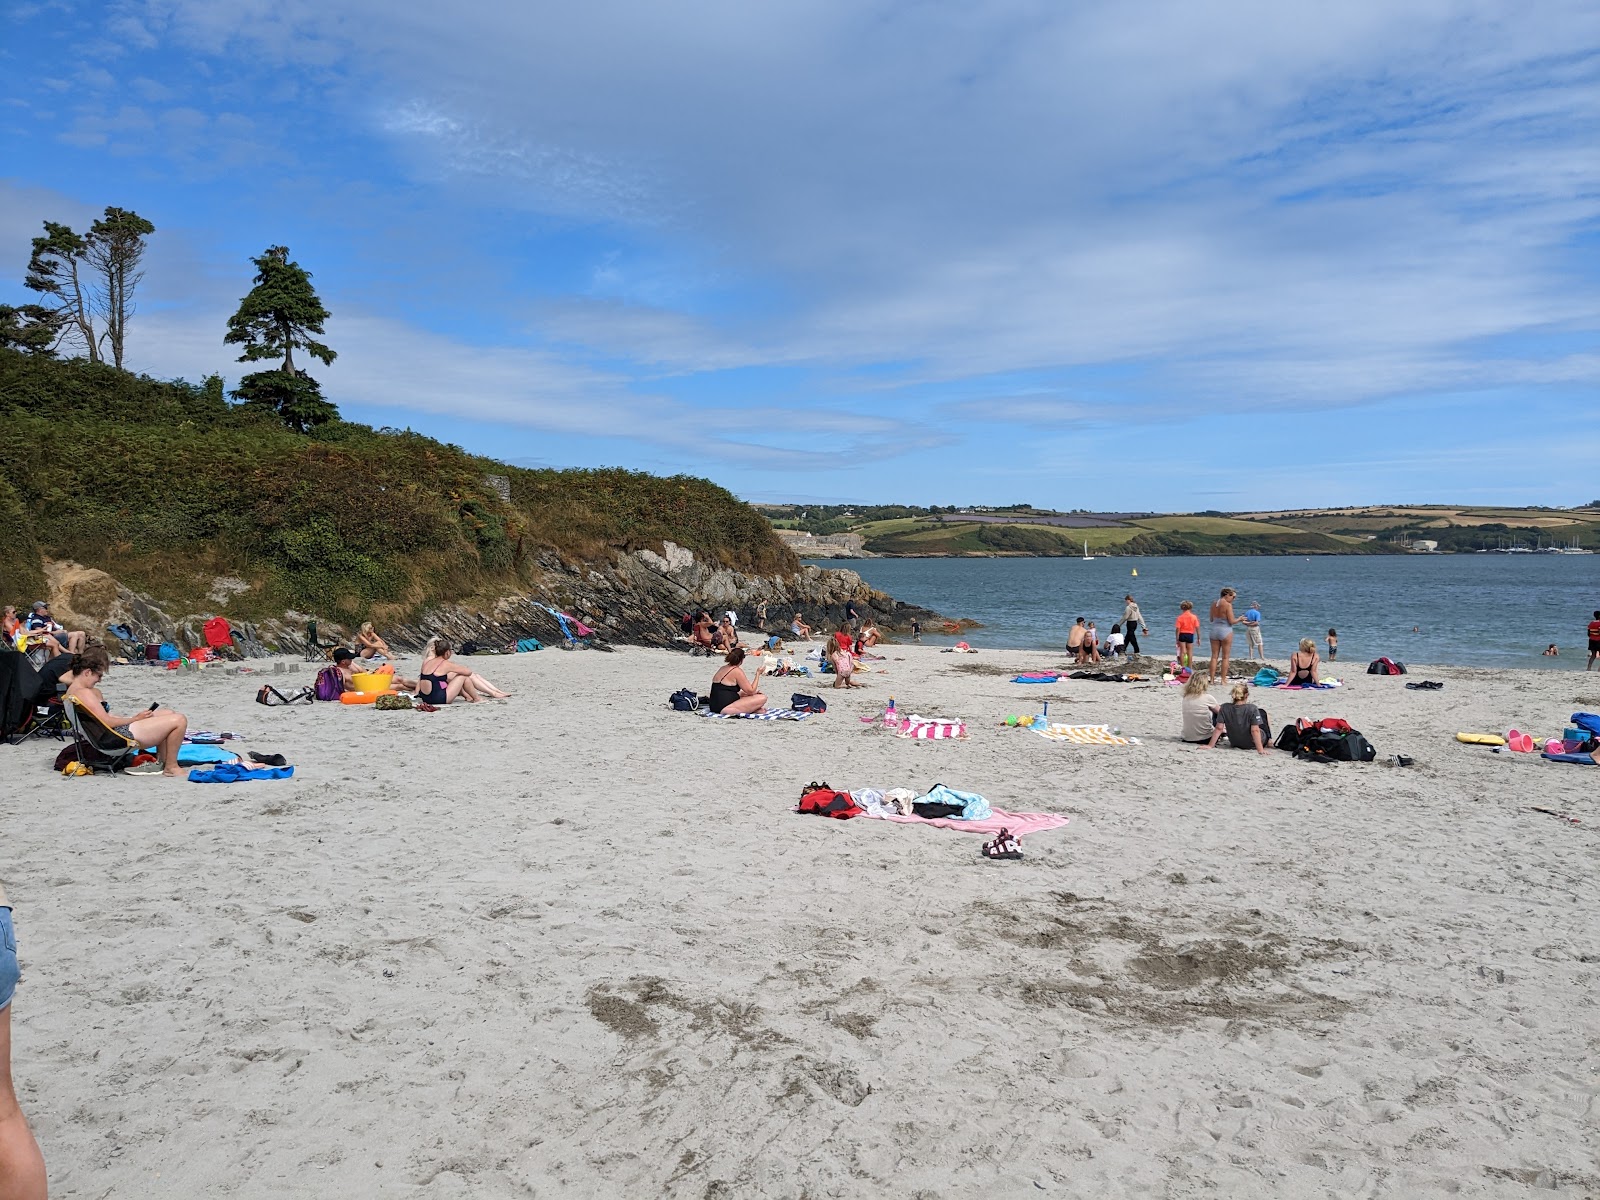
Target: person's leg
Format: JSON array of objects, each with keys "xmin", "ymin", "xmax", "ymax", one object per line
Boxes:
[
  {"xmin": 444, "ymin": 676, "xmax": 473, "ymax": 703},
  {"xmin": 66, "ymin": 632, "xmax": 85, "ymax": 654},
  {"xmin": 126, "ymin": 711, "xmax": 188, "ymax": 776},
  {"xmin": 1219, "ymin": 635, "xmax": 1232, "ymax": 683},
  {"xmin": 724, "ymin": 692, "xmax": 767, "ymax": 715},
  {"xmin": 468, "ymin": 673, "xmax": 509, "ymax": 699},
  {"xmin": 0, "ymin": 1005, "xmax": 48, "ymax": 1200}
]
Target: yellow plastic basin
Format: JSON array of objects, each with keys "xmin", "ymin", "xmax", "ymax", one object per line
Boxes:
[{"xmin": 349, "ymin": 672, "xmax": 391, "ymax": 695}]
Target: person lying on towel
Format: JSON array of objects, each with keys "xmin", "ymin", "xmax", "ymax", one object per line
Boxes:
[{"xmin": 709, "ymin": 647, "xmax": 768, "ymax": 715}]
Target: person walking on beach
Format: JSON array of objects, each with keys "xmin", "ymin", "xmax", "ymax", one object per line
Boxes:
[
  {"xmin": 1121, "ymin": 595, "xmax": 1148, "ymax": 655},
  {"xmin": 1174, "ymin": 602, "xmax": 1199, "ymax": 669},
  {"xmin": 0, "ymin": 883, "xmax": 49, "ymax": 1200},
  {"xmin": 1207, "ymin": 587, "xmax": 1241, "ymax": 685},
  {"xmin": 1588, "ymin": 610, "xmax": 1600, "ymax": 671}
]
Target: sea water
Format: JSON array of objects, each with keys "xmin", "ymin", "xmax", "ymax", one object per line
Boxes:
[{"xmin": 822, "ymin": 554, "xmax": 1600, "ymax": 671}]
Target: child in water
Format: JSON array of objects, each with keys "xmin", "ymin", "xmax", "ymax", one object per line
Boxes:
[{"xmin": 1326, "ymin": 628, "xmax": 1339, "ymax": 661}]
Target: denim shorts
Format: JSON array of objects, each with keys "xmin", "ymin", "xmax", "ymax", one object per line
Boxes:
[{"xmin": 0, "ymin": 907, "xmax": 17, "ymax": 1012}]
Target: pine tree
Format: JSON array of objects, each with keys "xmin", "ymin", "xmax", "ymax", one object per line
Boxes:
[{"xmin": 224, "ymin": 246, "xmax": 339, "ymax": 432}]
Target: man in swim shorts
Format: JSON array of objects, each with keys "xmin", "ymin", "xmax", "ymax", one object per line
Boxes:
[
  {"xmin": 0, "ymin": 884, "xmax": 48, "ymax": 1199},
  {"xmin": 1174, "ymin": 602, "xmax": 1200, "ymax": 668},
  {"xmin": 1588, "ymin": 610, "xmax": 1600, "ymax": 671}
]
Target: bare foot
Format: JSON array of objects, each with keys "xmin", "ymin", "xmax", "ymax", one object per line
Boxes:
[{"xmin": 163, "ymin": 767, "xmax": 185, "ymax": 777}]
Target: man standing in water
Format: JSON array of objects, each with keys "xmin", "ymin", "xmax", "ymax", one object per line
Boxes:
[
  {"xmin": 1121, "ymin": 595, "xmax": 1149, "ymax": 655},
  {"xmin": 1588, "ymin": 610, "xmax": 1600, "ymax": 671}
]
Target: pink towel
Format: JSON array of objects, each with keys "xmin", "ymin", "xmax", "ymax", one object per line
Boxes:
[{"xmin": 865, "ymin": 808, "xmax": 1069, "ymax": 837}]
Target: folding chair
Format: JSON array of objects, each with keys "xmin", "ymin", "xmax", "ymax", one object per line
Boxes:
[
  {"xmin": 13, "ymin": 694, "xmax": 68, "ymax": 744},
  {"xmin": 64, "ymin": 696, "xmax": 140, "ymax": 773},
  {"xmin": 304, "ymin": 620, "xmax": 336, "ymax": 661}
]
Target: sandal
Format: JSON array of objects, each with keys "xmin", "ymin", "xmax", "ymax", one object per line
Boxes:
[{"xmin": 981, "ymin": 828, "xmax": 1023, "ymax": 860}]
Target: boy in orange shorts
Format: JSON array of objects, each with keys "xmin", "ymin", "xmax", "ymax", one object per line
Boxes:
[{"xmin": 1175, "ymin": 601, "xmax": 1200, "ymax": 668}]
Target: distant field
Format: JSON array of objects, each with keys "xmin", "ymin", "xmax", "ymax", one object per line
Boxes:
[{"xmin": 1132, "ymin": 515, "xmax": 1303, "ymax": 536}]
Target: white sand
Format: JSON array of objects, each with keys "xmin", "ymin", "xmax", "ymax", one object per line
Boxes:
[{"xmin": 3, "ymin": 644, "xmax": 1598, "ymax": 1197}]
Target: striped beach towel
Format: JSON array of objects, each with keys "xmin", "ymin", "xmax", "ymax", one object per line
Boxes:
[
  {"xmin": 897, "ymin": 716, "xmax": 968, "ymax": 740},
  {"xmin": 1033, "ymin": 723, "xmax": 1139, "ymax": 746},
  {"xmin": 699, "ymin": 708, "xmax": 810, "ymax": 721}
]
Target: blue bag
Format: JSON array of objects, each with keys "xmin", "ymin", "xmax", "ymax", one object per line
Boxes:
[
  {"xmin": 1571, "ymin": 712, "xmax": 1600, "ymax": 736},
  {"xmin": 516, "ymin": 638, "xmax": 543, "ymax": 652},
  {"xmin": 158, "ymin": 643, "xmax": 179, "ymax": 661}
]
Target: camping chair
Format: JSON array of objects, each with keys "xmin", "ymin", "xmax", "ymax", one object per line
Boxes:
[
  {"xmin": 12, "ymin": 694, "xmax": 68, "ymax": 745},
  {"xmin": 0, "ymin": 648, "xmax": 42, "ymax": 744},
  {"xmin": 64, "ymin": 696, "xmax": 140, "ymax": 773},
  {"xmin": 304, "ymin": 620, "xmax": 336, "ymax": 661}
]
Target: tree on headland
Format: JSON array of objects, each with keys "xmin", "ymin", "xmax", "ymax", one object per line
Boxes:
[
  {"xmin": 23, "ymin": 208, "xmax": 156, "ymax": 366},
  {"xmin": 86, "ymin": 207, "xmax": 156, "ymax": 369},
  {"xmin": 26, "ymin": 221, "xmax": 99, "ymax": 360},
  {"xmin": 224, "ymin": 245, "xmax": 339, "ymax": 433},
  {"xmin": 0, "ymin": 303, "xmax": 61, "ymax": 356}
]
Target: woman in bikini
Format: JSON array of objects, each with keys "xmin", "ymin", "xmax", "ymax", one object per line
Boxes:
[
  {"xmin": 1207, "ymin": 587, "xmax": 1241, "ymax": 686},
  {"xmin": 1286, "ymin": 638, "xmax": 1321, "ymax": 686},
  {"xmin": 356, "ymin": 622, "xmax": 396, "ymax": 660},
  {"xmin": 709, "ymin": 647, "xmax": 768, "ymax": 715},
  {"xmin": 63, "ymin": 647, "xmax": 191, "ymax": 776}
]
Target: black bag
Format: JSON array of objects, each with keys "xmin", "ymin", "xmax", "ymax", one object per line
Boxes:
[
  {"xmin": 1294, "ymin": 730, "xmax": 1377, "ymax": 763},
  {"xmin": 669, "ymin": 688, "xmax": 699, "ymax": 712},
  {"xmin": 1367, "ymin": 657, "xmax": 1407, "ymax": 675},
  {"xmin": 459, "ymin": 639, "xmax": 479, "ymax": 656},
  {"xmin": 791, "ymin": 693, "xmax": 827, "ymax": 713}
]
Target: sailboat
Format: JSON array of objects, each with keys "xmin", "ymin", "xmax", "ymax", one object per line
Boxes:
[{"xmin": 1081, "ymin": 540, "xmax": 1094, "ymax": 561}]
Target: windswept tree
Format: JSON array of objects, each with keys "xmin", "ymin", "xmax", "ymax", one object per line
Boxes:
[
  {"xmin": 25, "ymin": 221, "xmax": 98, "ymax": 360},
  {"xmin": 86, "ymin": 206, "xmax": 156, "ymax": 369},
  {"xmin": 23, "ymin": 206, "xmax": 155, "ymax": 366},
  {"xmin": 0, "ymin": 303, "xmax": 61, "ymax": 356},
  {"xmin": 224, "ymin": 245, "xmax": 339, "ymax": 433}
]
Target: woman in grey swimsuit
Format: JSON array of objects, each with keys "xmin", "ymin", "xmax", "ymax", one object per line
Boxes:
[{"xmin": 1208, "ymin": 587, "xmax": 1241, "ymax": 686}]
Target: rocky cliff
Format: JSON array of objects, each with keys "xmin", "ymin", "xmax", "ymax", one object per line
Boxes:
[{"xmin": 43, "ymin": 542, "xmax": 954, "ymax": 657}]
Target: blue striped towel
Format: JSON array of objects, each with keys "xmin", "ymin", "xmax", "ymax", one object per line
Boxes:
[{"xmin": 698, "ymin": 708, "xmax": 809, "ymax": 721}]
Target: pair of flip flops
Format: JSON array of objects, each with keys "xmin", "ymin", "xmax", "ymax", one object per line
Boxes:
[
  {"xmin": 249, "ymin": 751, "xmax": 288, "ymax": 767},
  {"xmin": 981, "ymin": 828, "xmax": 1023, "ymax": 860}
]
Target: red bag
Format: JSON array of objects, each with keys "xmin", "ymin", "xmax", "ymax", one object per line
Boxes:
[{"xmin": 796, "ymin": 789, "xmax": 863, "ymax": 820}]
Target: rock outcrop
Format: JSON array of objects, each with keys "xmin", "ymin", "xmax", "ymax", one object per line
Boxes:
[{"xmin": 50, "ymin": 543, "xmax": 957, "ymax": 657}]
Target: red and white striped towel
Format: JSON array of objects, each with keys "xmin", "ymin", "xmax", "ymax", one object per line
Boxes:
[{"xmin": 896, "ymin": 715, "xmax": 968, "ymax": 740}]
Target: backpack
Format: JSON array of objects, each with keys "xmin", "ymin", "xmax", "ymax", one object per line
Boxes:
[
  {"xmin": 669, "ymin": 688, "xmax": 699, "ymax": 711},
  {"xmin": 314, "ymin": 666, "xmax": 345, "ymax": 701},
  {"xmin": 1367, "ymin": 657, "xmax": 1407, "ymax": 675},
  {"xmin": 256, "ymin": 684, "xmax": 313, "ymax": 706},
  {"xmin": 791, "ymin": 693, "xmax": 827, "ymax": 713},
  {"xmin": 515, "ymin": 638, "xmax": 543, "ymax": 653},
  {"xmin": 459, "ymin": 639, "xmax": 479, "ymax": 656},
  {"xmin": 1278, "ymin": 720, "xmax": 1375, "ymax": 762}
]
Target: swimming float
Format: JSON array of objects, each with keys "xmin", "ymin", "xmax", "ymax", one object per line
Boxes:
[
  {"xmin": 1455, "ymin": 732, "xmax": 1506, "ymax": 746},
  {"xmin": 339, "ymin": 690, "xmax": 379, "ymax": 705}
]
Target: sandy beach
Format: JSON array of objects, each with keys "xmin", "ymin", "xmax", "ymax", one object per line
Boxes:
[{"xmin": 3, "ymin": 642, "xmax": 1597, "ymax": 1197}]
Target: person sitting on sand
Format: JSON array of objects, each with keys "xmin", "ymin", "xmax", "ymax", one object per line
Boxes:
[
  {"xmin": 709, "ymin": 646, "xmax": 768, "ymax": 715},
  {"xmin": 858, "ymin": 619, "xmax": 881, "ymax": 650},
  {"xmin": 1286, "ymin": 638, "xmax": 1321, "ymax": 686},
  {"xmin": 1543, "ymin": 643, "xmax": 1559, "ymax": 657},
  {"xmin": 0, "ymin": 606, "xmax": 19, "ymax": 643},
  {"xmin": 63, "ymin": 646, "xmax": 191, "ymax": 776},
  {"xmin": 1104, "ymin": 623, "xmax": 1125, "ymax": 659},
  {"xmin": 1201, "ymin": 682, "xmax": 1272, "ymax": 756},
  {"xmin": 1082, "ymin": 621, "xmax": 1101, "ymax": 664},
  {"xmin": 691, "ymin": 611, "xmax": 716, "ymax": 653},
  {"xmin": 356, "ymin": 622, "xmax": 396, "ymax": 660},
  {"xmin": 790, "ymin": 613, "xmax": 813, "ymax": 640},
  {"xmin": 416, "ymin": 640, "xmax": 483, "ymax": 704},
  {"xmin": 1067, "ymin": 618, "xmax": 1087, "ymax": 663},
  {"xmin": 1180, "ymin": 674, "xmax": 1220, "ymax": 743},
  {"xmin": 714, "ymin": 615, "xmax": 741, "ymax": 652},
  {"xmin": 24, "ymin": 602, "xmax": 85, "ymax": 655}
]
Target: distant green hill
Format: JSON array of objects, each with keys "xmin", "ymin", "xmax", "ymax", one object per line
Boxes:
[
  {"xmin": 755, "ymin": 502, "xmax": 1600, "ymax": 556},
  {"xmin": 0, "ymin": 350, "xmax": 794, "ymax": 622}
]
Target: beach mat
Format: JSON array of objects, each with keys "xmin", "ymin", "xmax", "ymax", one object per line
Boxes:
[
  {"xmin": 865, "ymin": 808, "xmax": 1069, "ymax": 837},
  {"xmin": 1541, "ymin": 751, "xmax": 1596, "ymax": 765},
  {"xmin": 1033, "ymin": 723, "xmax": 1139, "ymax": 745},
  {"xmin": 698, "ymin": 708, "xmax": 810, "ymax": 721}
]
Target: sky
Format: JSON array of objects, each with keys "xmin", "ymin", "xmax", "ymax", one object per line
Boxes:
[{"xmin": 3, "ymin": 0, "xmax": 1598, "ymax": 511}]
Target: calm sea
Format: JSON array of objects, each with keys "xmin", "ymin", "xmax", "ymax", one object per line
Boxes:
[{"xmin": 821, "ymin": 554, "xmax": 1600, "ymax": 671}]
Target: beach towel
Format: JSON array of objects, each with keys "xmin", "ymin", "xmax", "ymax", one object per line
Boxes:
[
  {"xmin": 188, "ymin": 762, "xmax": 294, "ymax": 783},
  {"xmin": 1541, "ymin": 751, "xmax": 1596, "ymax": 765},
  {"xmin": 165, "ymin": 743, "xmax": 243, "ymax": 767},
  {"xmin": 698, "ymin": 708, "xmax": 810, "ymax": 721},
  {"xmin": 864, "ymin": 808, "xmax": 1070, "ymax": 837},
  {"xmin": 897, "ymin": 716, "xmax": 968, "ymax": 740},
  {"xmin": 1011, "ymin": 674, "xmax": 1061, "ymax": 684},
  {"xmin": 1271, "ymin": 679, "xmax": 1340, "ymax": 690},
  {"xmin": 1032, "ymin": 723, "xmax": 1140, "ymax": 745}
]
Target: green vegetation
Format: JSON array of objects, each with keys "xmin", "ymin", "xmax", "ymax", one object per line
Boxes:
[
  {"xmin": 0, "ymin": 350, "xmax": 795, "ymax": 622},
  {"xmin": 765, "ymin": 501, "xmax": 1600, "ymax": 556}
]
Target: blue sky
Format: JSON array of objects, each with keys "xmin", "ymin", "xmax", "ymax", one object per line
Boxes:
[{"xmin": 3, "ymin": 0, "xmax": 1597, "ymax": 510}]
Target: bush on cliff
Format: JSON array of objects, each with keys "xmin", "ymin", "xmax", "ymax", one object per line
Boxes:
[{"xmin": 0, "ymin": 349, "xmax": 797, "ymax": 622}]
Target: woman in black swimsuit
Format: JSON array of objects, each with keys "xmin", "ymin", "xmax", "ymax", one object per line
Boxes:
[
  {"xmin": 709, "ymin": 647, "xmax": 768, "ymax": 715},
  {"xmin": 1286, "ymin": 639, "xmax": 1321, "ymax": 686}
]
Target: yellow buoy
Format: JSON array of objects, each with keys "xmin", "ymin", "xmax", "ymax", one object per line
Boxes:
[{"xmin": 1131, "ymin": 568, "xmax": 1138, "ymax": 576}]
